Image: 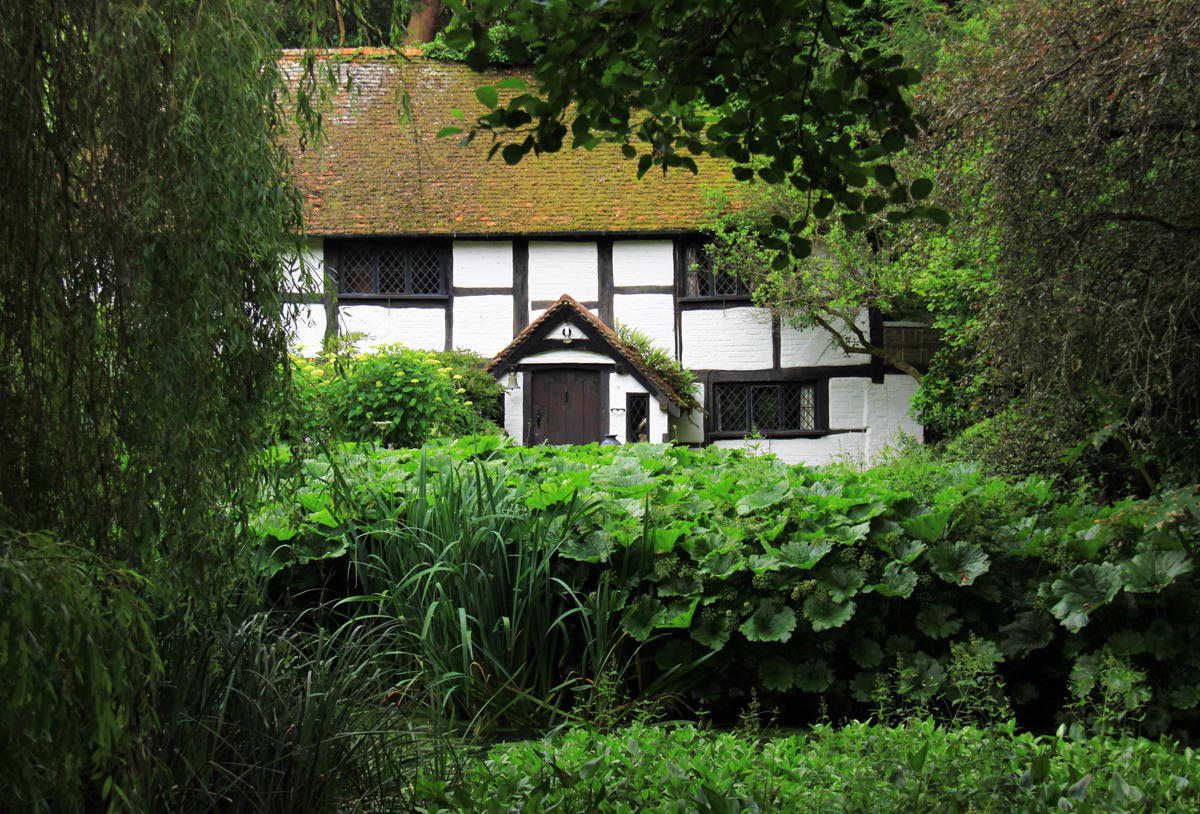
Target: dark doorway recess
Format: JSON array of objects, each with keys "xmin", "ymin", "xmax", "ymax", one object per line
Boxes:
[{"xmin": 528, "ymin": 369, "xmax": 603, "ymax": 445}]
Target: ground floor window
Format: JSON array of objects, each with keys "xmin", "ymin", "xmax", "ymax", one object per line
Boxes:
[{"xmin": 713, "ymin": 380, "xmax": 817, "ymax": 434}]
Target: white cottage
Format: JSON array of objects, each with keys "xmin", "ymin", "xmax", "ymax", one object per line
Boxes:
[{"xmin": 284, "ymin": 49, "xmax": 925, "ymax": 464}]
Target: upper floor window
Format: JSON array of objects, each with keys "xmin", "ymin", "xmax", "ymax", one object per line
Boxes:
[
  {"xmin": 713, "ymin": 380, "xmax": 818, "ymax": 434},
  {"xmin": 332, "ymin": 239, "xmax": 449, "ymax": 297},
  {"xmin": 683, "ymin": 240, "xmax": 750, "ymax": 300}
]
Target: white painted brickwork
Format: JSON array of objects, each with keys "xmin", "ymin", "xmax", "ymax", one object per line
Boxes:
[
  {"xmin": 339, "ymin": 305, "xmax": 445, "ymax": 351},
  {"xmin": 612, "ymin": 240, "xmax": 673, "ymax": 287},
  {"xmin": 670, "ymin": 382, "xmax": 706, "ymax": 444},
  {"xmin": 521, "ymin": 347, "xmax": 611, "ymax": 365},
  {"xmin": 528, "ymin": 241, "xmax": 598, "ymax": 302},
  {"xmin": 608, "ymin": 373, "xmax": 666, "ymax": 443},
  {"xmin": 286, "ymin": 303, "xmax": 326, "ymax": 356},
  {"xmin": 681, "ymin": 308, "xmax": 773, "ymax": 370},
  {"xmin": 613, "ymin": 293, "xmax": 675, "ymax": 350},
  {"xmin": 453, "ymin": 241, "xmax": 513, "ymax": 288},
  {"xmin": 713, "ymin": 433, "xmax": 867, "ymax": 466},
  {"xmin": 827, "ymin": 377, "xmax": 868, "ymax": 430},
  {"xmin": 779, "ymin": 320, "xmax": 870, "ymax": 368},
  {"xmin": 864, "ymin": 374, "xmax": 922, "ymax": 457},
  {"xmin": 451, "ymin": 295, "xmax": 513, "ymax": 356},
  {"xmin": 504, "ymin": 377, "xmax": 525, "ymax": 444}
]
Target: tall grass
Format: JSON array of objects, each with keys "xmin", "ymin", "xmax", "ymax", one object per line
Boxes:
[
  {"xmin": 351, "ymin": 455, "xmax": 619, "ymax": 729},
  {"xmin": 146, "ymin": 598, "xmax": 416, "ymax": 813}
]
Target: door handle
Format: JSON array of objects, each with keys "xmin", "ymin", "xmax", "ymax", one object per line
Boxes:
[{"xmin": 535, "ymin": 409, "xmax": 542, "ymax": 428}]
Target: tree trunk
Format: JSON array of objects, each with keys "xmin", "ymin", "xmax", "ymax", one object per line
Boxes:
[{"xmin": 405, "ymin": 0, "xmax": 441, "ymax": 45}]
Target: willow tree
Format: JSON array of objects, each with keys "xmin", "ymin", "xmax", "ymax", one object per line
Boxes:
[{"xmin": 0, "ymin": 1, "xmax": 317, "ymax": 579}]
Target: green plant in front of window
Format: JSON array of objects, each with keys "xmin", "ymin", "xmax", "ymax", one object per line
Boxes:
[{"xmin": 323, "ymin": 344, "xmax": 456, "ymax": 447}]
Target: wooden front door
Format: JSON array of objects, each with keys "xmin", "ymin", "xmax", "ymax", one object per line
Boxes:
[{"xmin": 528, "ymin": 369, "xmax": 603, "ymax": 445}]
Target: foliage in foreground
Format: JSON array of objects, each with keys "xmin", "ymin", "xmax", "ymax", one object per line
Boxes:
[
  {"xmin": 414, "ymin": 719, "xmax": 1200, "ymax": 813},
  {"xmin": 254, "ymin": 438, "xmax": 1200, "ymax": 734},
  {"xmin": 274, "ymin": 344, "xmax": 504, "ymax": 447}
]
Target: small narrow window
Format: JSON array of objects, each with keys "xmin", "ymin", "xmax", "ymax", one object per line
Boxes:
[{"xmin": 626, "ymin": 393, "xmax": 650, "ymax": 442}]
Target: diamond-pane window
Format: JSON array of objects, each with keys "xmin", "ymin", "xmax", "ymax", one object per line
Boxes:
[
  {"xmin": 335, "ymin": 240, "xmax": 447, "ymax": 296},
  {"xmin": 782, "ymin": 382, "xmax": 816, "ymax": 431},
  {"xmin": 626, "ymin": 393, "xmax": 650, "ymax": 442},
  {"xmin": 712, "ymin": 381, "xmax": 819, "ymax": 435},
  {"xmin": 683, "ymin": 241, "xmax": 750, "ymax": 300}
]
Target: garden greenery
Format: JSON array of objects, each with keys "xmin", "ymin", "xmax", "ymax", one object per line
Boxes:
[{"xmin": 255, "ymin": 438, "xmax": 1200, "ymax": 734}]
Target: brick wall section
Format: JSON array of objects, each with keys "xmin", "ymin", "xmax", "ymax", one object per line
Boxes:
[
  {"xmin": 453, "ymin": 241, "xmax": 513, "ymax": 288},
  {"xmin": 340, "ymin": 304, "xmax": 445, "ymax": 350},
  {"xmin": 612, "ymin": 240, "xmax": 673, "ymax": 287},
  {"xmin": 528, "ymin": 242, "xmax": 598, "ymax": 303},
  {"xmin": 452, "ymin": 295, "xmax": 513, "ymax": 356},
  {"xmin": 613, "ymin": 293, "xmax": 675, "ymax": 352}
]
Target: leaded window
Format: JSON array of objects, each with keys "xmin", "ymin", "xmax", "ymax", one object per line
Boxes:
[
  {"xmin": 713, "ymin": 381, "xmax": 817, "ymax": 434},
  {"xmin": 683, "ymin": 241, "xmax": 750, "ymax": 299},
  {"xmin": 334, "ymin": 240, "xmax": 448, "ymax": 296}
]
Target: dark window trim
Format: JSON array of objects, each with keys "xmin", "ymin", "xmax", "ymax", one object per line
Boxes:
[
  {"xmin": 701, "ymin": 370, "xmax": 831, "ymax": 440},
  {"xmin": 678, "ymin": 236, "xmax": 753, "ymax": 305},
  {"xmin": 326, "ymin": 238, "xmax": 450, "ymax": 298}
]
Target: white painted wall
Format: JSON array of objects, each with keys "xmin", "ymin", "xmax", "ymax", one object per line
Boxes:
[
  {"xmin": 521, "ymin": 347, "xmax": 612, "ymax": 365},
  {"xmin": 608, "ymin": 372, "xmax": 665, "ymax": 444},
  {"xmin": 528, "ymin": 241, "xmax": 598, "ymax": 303},
  {"xmin": 613, "ymin": 240, "xmax": 673, "ymax": 287},
  {"xmin": 681, "ymin": 307, "xmax": 773, "ymax": 370},
  {"xmin": 779, "ymin": 317, "xmax": 871, "ymax": 367},
  {"xmin": 453, "ymin": 241, "xmax": 513, "ymax": 288},
  {"xmin": 670, "ymin": 382, "xmax": 706, "ymax": 444},
  {"xmin": 339, "ymin": 305, "xmax": 445, "ymax": 351},
  {"xmin": 713, "ymin": 432, "xmax": 868, "ymax": 467},
  {"xmin": 828, "ymin": 377, "xmax": 869, "ymax": 430},
  {"xmin": 614, "ymin": 293, "xmax": 675, "ymax": 351},
  {"xmin": 504, "ymin": 374, "xmax": 525, "ymax": 444},
  {"xmin": 864, "ymin": 374, "xmax": 922, "ymax": 458},
  {"xmin": 286, "ymin": 303, "xmax": 326, "ymax": 356},
  {"xmin": 452, "ymin": 294, "xmax": 513, "ymax": 356}
]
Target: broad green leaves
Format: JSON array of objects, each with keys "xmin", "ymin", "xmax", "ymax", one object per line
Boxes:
[{"xmin": 1051, "ymin": 563, "xmax": 1122, "ymax": 632}]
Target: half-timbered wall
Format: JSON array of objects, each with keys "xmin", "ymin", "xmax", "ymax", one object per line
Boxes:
[{"xmin": 290, "ymin": 235, "xmax": 922, "ymax": 463}]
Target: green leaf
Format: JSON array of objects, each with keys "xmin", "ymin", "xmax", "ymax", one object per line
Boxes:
[
  {"xmin": 850, "ymin": 638, "xmax": 884, "ymax": 668},
  {"xmin": 434, "ymin": 126, "xmax": 463, "ymax": 139},
  {"xmin": 739, "ymin": 599, "xmax": 797, "ymax": 643},
  {"xmin": 560, "ymin": 530, "xmax": 617, "ymax": 562},
  {"xmin": 869, "ymin": 561, "xmax": 917, "ymax": 598},
  {"xmin": 501, "ymin": 143, "xmax": 525, "ymax": 165},
  {"xmin": 817, "ymin": 566, "xmax": 866, "ymax": 603},
  {"xmin": 916, "ymin": 604, "xmax": 962, "ymax": 639},
  {"xmin": 758, "ymin": 656, "xmax": 796, "ymax": 691},
  {"xmin": 795, "ymin": 659, "xmax": 834, "ymax": 693},
  {"xmin": 734, "ymin": 478, "xmax": 791, "ymax": 516},
  {"xmin": 1121, "ymin": 550, "xmax": 1193, "ymax": 593},
  {"xmin": 885, "ymin": 538, "xmax": 925, "ymax": 564},
  {"xmin": 803, "ymin": 594, "xmax": 856, "ymax": 632},
  {"xmin": 690, "ymin": 612, "xmax": 734, "ymax": 650},
  {"xmin": 698, "ymin": 547, "xmax": 745, "ymax": 580},
  {"xmin": 873, "ymin": 164, "xmax": 897, "ymax": 186},
  {"xmin": 623, "ymin": 596, "xmax": 667, "ymax": 640},
  {"xmin": 910, "ymin": 177, "xmax": 933, "ymax": 200},
  {"xmin": 1050, "ymin": 562, "xmax": 1122, "ymax": 632},
  {"xmin": 901, "ymin": 505, "xmax": 951, "ymax": 543},
  {"xmin": 474, "ymin": 85, "xmax": 499, "ymax": 109},
  {"xmin": 927, "ymin": 540, "xmax": 990, "ymax": 586},
  {"xmin": 777, "ymin": 539, "xmax": 831, "ymax": 569}
]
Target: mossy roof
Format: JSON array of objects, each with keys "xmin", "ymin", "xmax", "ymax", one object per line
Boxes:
[{"xmin": 283, "ymin": 49, "xmax": 741, "ymax": 237}]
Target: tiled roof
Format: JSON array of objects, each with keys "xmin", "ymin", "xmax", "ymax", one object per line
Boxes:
[
  {"xmin": 282, "ymin": 50, "xmax": 740, "ymax": 236},
  {"xmin": 487, "ymin": 294, "xmax": 698, "ymax": 413}
]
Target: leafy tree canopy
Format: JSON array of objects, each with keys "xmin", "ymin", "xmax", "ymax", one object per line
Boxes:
[{"xmin": 443, "ymin": 0, "xmax": 946, "ymax": 259}]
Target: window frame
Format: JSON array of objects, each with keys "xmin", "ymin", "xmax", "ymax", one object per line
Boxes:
[
  {"xmin": 706, "ymin": 377, "xmax": 829, "ymax": 439},
  {"xmin": 678, "ymin": 237, "xmax": 753, "ymax": 304},
  {"xmin": 327, "ymin": 238, "xmax": 451, "ymax": 301}
]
